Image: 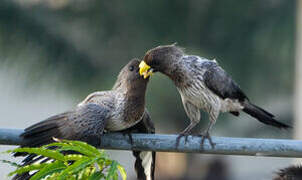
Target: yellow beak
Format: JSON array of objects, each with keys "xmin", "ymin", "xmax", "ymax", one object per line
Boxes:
[{"xmin": 139, "ymin": 61, "xmax": 153, "ymax": 79}]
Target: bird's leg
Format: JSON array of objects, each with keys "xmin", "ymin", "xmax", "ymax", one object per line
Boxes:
[
  {"xmin": 121, "ymin": 131, "xmax": 134, "ymax": 145},
  {"xmin": 199, "ymin": 122, "xmax": 215, "ymax": 149},
  {"xmin": 176, "ymin": 101, "xmax": 200, "ymax": 147},
  {"xmin": 199, "ymin": 112, "xmax": 218, "ymax": 149},
  {"xmin": 176, "ymin": 121, "xmax": 197, "ymax": 147},
  {"xmin": 126, "ymin": 133, "xmax": 134, "ymax": 145}
]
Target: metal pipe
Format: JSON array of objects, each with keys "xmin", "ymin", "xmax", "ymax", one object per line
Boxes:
[{"xmin": 0, "ymin": 128, "xmax": 301, "ymax": 158}]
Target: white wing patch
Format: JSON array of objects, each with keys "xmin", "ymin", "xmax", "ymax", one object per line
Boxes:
[{"xmin": 140, "ymin": 151, "xmax": 153, "ymax": 180}]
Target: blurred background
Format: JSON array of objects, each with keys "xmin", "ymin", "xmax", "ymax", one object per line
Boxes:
[{"xmin": 0, "ymin": 0, "xmax": 298, "ymax": 179}]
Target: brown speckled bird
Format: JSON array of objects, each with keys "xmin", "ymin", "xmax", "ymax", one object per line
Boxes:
[
  {"xmin": 139, "ymin": 44, "xmax": 290, "ymax": 148},
  {"xmin": 13, "ymin": 59, "xmax": 155, "ymax": 180}
]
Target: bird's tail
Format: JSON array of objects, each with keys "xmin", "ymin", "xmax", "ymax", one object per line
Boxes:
[
  {"xmin": 242, "ymin": 102, "xmax": 290, "ymax": 129},
  {"xmin": 15, "ymin": 112, "xmax": 70, "ymax": 156},
  {"xmin": 12, "ymin": 112, "xmax": 71, "ymax": 180},
  {"xmin": 11, "ymin": 111, "xmax": 82, "ymax": 180}
]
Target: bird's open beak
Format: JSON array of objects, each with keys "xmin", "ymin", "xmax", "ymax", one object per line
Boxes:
[{"xmin": 139, "ymin": 61, "xmax": 153, "ymax": 79}]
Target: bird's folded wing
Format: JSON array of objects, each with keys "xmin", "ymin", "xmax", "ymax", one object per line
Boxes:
[
  {"xmin": 203, "ymin": 64, "xmax": 247, "ymax": 101},
  {"xmin": 15, "ymin": 103, "xmax": 110, "ymax": 158},
  {"xmin": 12, "ymin": 103, "xmax": 110, "ymax": 180}
]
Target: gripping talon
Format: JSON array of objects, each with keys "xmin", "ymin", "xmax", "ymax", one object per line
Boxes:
[
  {"xmin": 122, "ymin": 132, "xmax": 134, "ymax": 145},
  {"xmin": 176, "ymin": 133, "xmax": 190, "ymax": 148},
  {"xmin": 199, "ymin": 132, "xmax": 216, "ymax": 149}
]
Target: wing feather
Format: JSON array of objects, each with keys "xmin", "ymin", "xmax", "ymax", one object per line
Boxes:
[
  {"xmin": 13, "ymin": 103, "xmax": 110, "ymax": 179},
  {"xmin": 203, "ymin": 64, "xmax": 247, "ymax": 101}
]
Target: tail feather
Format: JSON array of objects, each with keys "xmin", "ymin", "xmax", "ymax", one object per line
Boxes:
[
  {"xmin": 243, "ymin": 102, "xmax": 290, "ymax": 129},
  {"xmin": 253, "ymin": 105, "xmax": 275, "ymax": 118},
  {"xmin": 22, "ymin": 112, "xmax": 70, "ymax": 137},
  {"xmin": 12, "ymin": 173, "xmax": 32, "ymax": 180},
  {"xmin": 13, "ymin": 112, "xmax": 69, "ymax": 159},
  {"xmin": 12, "ymin": 112, "xmax": 72, "ymax": 180},
  {"xmin": 21, "ymin": 122, "xmax": 57, "ymax": 138}
]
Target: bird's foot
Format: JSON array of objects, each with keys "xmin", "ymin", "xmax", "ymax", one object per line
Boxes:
[
  {"xmin": 122, "ymin": 132, "xmax": 134, "ymax": 145},
  {"xmin": 176, "ymin": 132, "xmax": 191, "ymax": 148},
  {"xmin": 198, "ymin": 131, "xmax": 215, "ymax": 149}
]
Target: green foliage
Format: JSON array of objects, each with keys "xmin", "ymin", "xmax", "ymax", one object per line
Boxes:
[{"xmin": 3, "ymin": 139, "xmax": 127, "ymax": 180}]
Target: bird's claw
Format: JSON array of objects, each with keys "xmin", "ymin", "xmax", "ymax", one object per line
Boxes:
[
  {"xmin": 198, "ymin": 131, "xmax": 216, "ymax": 149},
  {"xmin": 122, "ymin": 132, "xmax": 134, "ymax": 145},
  {"xmin": 176, "ymin": 132, "xmax": 190, "ymax": 148}
]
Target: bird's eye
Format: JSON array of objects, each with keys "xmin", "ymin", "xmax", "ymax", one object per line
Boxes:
[{"xmin": 129, "ymin": 66, "xmax": 134, "ymax": 71}]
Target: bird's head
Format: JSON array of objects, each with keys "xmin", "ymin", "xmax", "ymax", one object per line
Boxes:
[
  {"xmin": 113, "ymin": 58, "xmax": 149, "ymax": 91},
  {"xmin": 139, "ymin": 44, "xmax": 184, "ymax": 79}
]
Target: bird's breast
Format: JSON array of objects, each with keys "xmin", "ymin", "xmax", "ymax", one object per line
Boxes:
[
  {"xmin": 105, "ymin": 95, "xmax": 144, "ymax": 131},
  {"xmin": 179, "ymin": 80, "xmax": 222, "ymax": 113},
  {"xmin": 105, "ymin": 116, "xmax": 140, "ymax": 131},
  {"xmin": 180, "ymin": 82, "xmax": 244, "ymax": 113},
  {"xmin": 106, "ymin": 107, "xmax": 143, "ymax": 131}
]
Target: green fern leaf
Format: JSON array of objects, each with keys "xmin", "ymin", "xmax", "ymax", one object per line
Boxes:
[
  {"xmin": 8, "ymin": 163, "xmax": 48, "ymax": 176},
  {"xmin": 106, "ymin": 161, "xmax": 118, "ymax": 180},
  {"xmin": 64, "ymin": 154, "xmax": 84, "ymax": 161},
  {"xmin": 30, "ymin": 160, "xmax": 66, "ymax": 180},
  {"xmin": 59, "ymin": 139, "xmax": 101, "ymax": 156},
  {"xmin": 59, "ymin": 146, "xmax": 97, "ymax": 158},
  {"xmin": 113, "ymin": 172, "xmax": 118, "ymax": 180},
  {"xmin": 57, "ymin": 157, "xmax": 99, "ymax": 180},
  {"xmin": 117, "ymin": 164, "xmax": 127, "ymax": 180},
  {"xmin": 43, "ymin": 142, "xmax": 97, "ymax": 158},
  {"xmin": 3, "ymin": 139, "xmax": 127, "ymax": 179},
  {"xmin": 12, "ymin": 147, "xmax": 65, "ymax": 161},
  {"xmin": 88, "ymin": 171, "xmax": 105, "ymax": 180},
  {"xmin": 78, "ymin": 165, "xmax": 95, "ymax": 179}
]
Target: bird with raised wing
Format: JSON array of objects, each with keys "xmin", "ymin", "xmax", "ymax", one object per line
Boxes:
[
  {"xmin": 139, "ymin": 44, "xmax": 290, "ymax": 148},
  {"xmin": 13, "ymin": 59, "xmax": 155, "ymax": 180}
]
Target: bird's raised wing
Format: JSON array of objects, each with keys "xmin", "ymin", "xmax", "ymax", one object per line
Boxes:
[{"xmin": 203, "ymin": 64, "xmax": 247, "ymax": 101}]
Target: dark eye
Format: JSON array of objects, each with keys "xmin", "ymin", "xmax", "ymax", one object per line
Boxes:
[{"xmin": 129, "ymin": 65, "xmax": 134, "ymax": 71}]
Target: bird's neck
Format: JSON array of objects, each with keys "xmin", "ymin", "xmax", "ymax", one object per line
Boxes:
[
  {"xmin": 126, "ymin": 85, "xmax": 146, "ymax": 102},
  {"xmin": 160, "ymin": 57, "xmax": 187, "ymax": 87},
  {"xmin": 116, "ymin": 82, "xmax": 146, "ymax": 106},
  {"xmin": 122, "ymin": 86, "xmax": 146, "ymax": 122}
]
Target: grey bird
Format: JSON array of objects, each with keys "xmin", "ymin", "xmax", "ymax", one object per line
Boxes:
[
  {"xmin": 13, "ymin": 59, "xmax": 155, "ymax": 180},
  {"xmin": 139, "ymin": 44, "xmax": 290, "ymax": 148}
]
